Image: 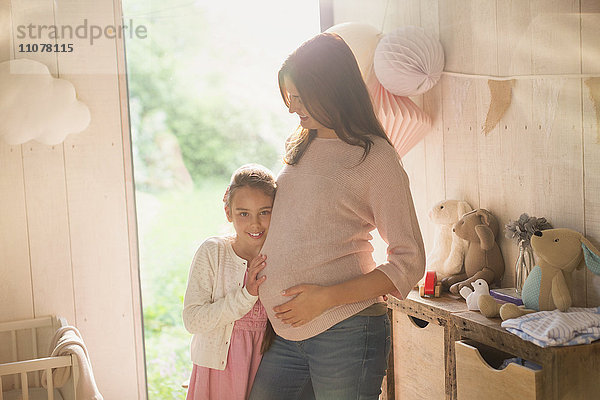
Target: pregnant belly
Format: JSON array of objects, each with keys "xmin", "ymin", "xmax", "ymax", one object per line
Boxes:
[{"xmin": 258, "ymin": 253, "xmax": 366, "ymax": 319}]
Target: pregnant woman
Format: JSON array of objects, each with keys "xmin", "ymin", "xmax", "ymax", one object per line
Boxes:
[{"xmin": 249, "ymin": 32, "xmax": 426, "ymax": 400}]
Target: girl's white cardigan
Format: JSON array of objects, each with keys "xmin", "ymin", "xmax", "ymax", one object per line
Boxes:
[{"xmin": 183, "ymin": 236, "xmax": 258, "ymax": 370}]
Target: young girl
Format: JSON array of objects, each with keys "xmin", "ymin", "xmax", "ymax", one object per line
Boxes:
[
  {"xmin": 183, "ymin": 163, "xmax": 276, "ymax": 400},
  {"xmin": 249, "ymin": 33, "xmax": 425, "ymax": 399}
]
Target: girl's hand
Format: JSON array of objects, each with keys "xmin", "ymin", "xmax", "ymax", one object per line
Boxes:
[
  {"xmin": 273, "ymin": 284, "xmax": 333, "ymax": 327},
  {"xmin": 246, "ymin": 254, "xmax": 267, "ymax": 296}
]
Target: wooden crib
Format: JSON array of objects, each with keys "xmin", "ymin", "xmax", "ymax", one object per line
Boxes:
[{"xmin": 0, "ymin": 316, "xmax": 78, "ymax": 400}]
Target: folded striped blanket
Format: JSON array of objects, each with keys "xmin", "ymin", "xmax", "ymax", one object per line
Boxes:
[{"xmin": 501, "ymin": 307, "xmax": 600, "ymax": 347}]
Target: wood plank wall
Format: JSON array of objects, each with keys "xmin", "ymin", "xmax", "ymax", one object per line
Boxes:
[
  {"xmin": 0, "ymin": 0, "xmax": 145, "ymax": 398},
  {"xmin": 332, "ymin": 0, "xmax": 600, "ymax": 306}
]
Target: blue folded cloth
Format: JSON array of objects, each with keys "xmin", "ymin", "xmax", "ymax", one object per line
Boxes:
[
  {"xmin": 499, "ymin": 357, "xmax": 542, "ymax": 371},
  {"xmin": 501, "ymin": 307, "xmax": 600, "ymax": 347}
]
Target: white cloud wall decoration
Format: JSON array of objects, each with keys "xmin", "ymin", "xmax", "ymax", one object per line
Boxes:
[{"xmin": 0, "ymin": 59, "xmax": 91, "ymax": 145}]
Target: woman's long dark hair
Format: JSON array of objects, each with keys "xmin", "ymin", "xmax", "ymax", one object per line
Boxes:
[{"xmin": 279, "ymin": 32, "xmax": 392, "ymax": 165}]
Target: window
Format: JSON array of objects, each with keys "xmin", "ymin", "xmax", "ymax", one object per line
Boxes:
[{"xmin": 122, "ymin": 1, "xmax": 320, "ymax": 397}]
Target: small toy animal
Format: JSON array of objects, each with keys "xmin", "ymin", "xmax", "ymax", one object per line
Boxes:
[
  {"xmin": 479, "ymin": 228, "xmax": 600, "ymax": 320},
  {"xmin": 459, "ymin": 278, "xmax": 489, "ymax": 311},
  {"xmin": 441, "ymin": 209, "xmax": 504, "ymax": 295},
  {"xmin": 426, "ymin": 200, "xmax": 472, "ymax": 279}
]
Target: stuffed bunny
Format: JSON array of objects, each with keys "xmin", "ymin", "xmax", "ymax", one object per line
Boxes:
[
  {"xmin": 426, "ymin": 200, "xmax": 472, "ymax": 279},
  {"xmin": 441, "ymin": 209, "xmax": 505, "ymax": 295},
  {"xmin": 479, "ymin": 228, "xmax": 600, "ymax": 320}
]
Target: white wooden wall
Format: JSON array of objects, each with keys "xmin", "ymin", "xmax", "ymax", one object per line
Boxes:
[
  {"xmin": 333, "ymin": 0, "xmax": 600, "ymax": 306},
  {"xmin": 0, "ymin": 0, "xmax": 145, "ymax": 398}
]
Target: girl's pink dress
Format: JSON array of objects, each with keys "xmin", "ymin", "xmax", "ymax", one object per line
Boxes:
[{"xmin": 186, "ymin": 299, "xmax": 267, "ymax": 400}]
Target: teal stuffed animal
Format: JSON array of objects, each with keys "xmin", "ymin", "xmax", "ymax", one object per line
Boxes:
[{"xmin": 479, "ymin": 228, "xmax": 600, "ymax": 320}]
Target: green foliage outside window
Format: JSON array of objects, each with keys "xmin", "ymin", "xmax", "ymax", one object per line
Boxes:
[{"xmin": 123, "ymin": 0, "xmax": 318, "ymax": 397}]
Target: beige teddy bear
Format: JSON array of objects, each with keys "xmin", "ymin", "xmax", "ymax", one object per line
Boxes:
[
  {"xmin": 441, "ymin": 209, "xmax": 505, "ymax": 295},
  {"xmin": 425, "ymin": 200, "xmax": 472, "ymax": 279},
  {"xmin": 479, "ymin": 228, "xmax": 600, "ymax": 320}
]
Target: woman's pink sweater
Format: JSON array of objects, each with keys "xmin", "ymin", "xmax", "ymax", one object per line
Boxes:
[{"xmin": 259, "ymin": 136, "xmax": 425, "ymax": 341}]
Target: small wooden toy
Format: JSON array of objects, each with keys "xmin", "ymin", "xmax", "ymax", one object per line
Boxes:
[{"xmin": 419, "ymin": 270, "xmax": 441, "ymax": 297}]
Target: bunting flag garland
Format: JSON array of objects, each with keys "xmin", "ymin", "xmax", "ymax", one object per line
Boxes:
[
  {"xmin": 450, "ymin": 76, "xmax": 472, "ymax": 122},
  {"xmin": 327, "ymin": 20, "xmax": 600, "ymax": 143},
  {"xmin": 533, "ymin": 78, "xmax": 565, "ymax": 138},
  {"xmin": 483, "ymin": 80, "xmax": 514, "ymax": 135}
]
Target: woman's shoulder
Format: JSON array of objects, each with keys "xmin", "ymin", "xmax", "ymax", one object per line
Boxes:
[
  {"xmin": 357, "ymin": 136, "xmax": 409, "ymax": 185},
  {"xmin": 365, "ymin": 135, "xmax": 401, "ymax": 164},
  {"xmin": 369, "ymin": 135, "xmax": 397, "ymax": 153}
]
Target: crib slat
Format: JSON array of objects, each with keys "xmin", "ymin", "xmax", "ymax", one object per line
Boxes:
[
  {"xmin": 0, "ymin": 356, "xmax": 72, "ymax": 374},
  {"xmin": 0, "ymin": 316, "xmax": 53, "ymax": 332},
  {"xmin": 11, "ymin": 330, "xmax": 18, "ymax": 389},
  {"xmin": 0, "ymin": 316, "xmax": 74, "ymax": 400},
  {"xmin": 32, "ymin": 327, "xmax": 40, "ymax": 387},
  {"xmin": 10, "ymin": 330, "xmax": 17, "ymax": 360},
  {"xmin": 72, "ymin": 353, "xmax": 80, "ymax": 398},
  {"xmin": 21, "ymin": 372, "xmax": 29, "ymax": 400},
  {"xmin": 46, "ymin": 368, "xmax": 54, "ymax": 400},
  {"xmin": 31, "ymin": 328, "xmax": 38, "ymax": 359}
]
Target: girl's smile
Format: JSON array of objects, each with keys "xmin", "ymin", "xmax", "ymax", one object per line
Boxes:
[
  {"xmin": 226, "ymin": 186, "xmax": 273, "ymax": 259},
  {"xmin": 248, "ymin": 231, "xmax": 264, "ymax": 239}
]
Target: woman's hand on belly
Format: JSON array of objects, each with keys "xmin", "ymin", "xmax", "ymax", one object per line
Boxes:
[
  {"xmin": 273, "ymin": 270, "xmax": 397, "ymax": 327},
  {"xmin": 273, "ymin": 284, "xmax": 334, "ymax": 327}
]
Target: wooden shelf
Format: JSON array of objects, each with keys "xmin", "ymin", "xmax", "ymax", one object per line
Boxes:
[{"xmin": 387, "ymin": 289, "xmax": 600, "ymax": 400}]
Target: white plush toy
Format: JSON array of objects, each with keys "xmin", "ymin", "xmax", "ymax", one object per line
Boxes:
[
  {"xmin": 459, "ymin": 278, "xmax": 489, "ymax": 311},
  {"xmin": 426, "ymin": 200, "xmax": 472, "ymax": 279}
]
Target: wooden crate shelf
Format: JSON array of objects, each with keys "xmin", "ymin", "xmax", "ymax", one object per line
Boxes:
[{"xmin": 386, "ymin": 289, "xmax": 600, "ymax": 400}]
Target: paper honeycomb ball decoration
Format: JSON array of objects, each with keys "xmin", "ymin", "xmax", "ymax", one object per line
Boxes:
[
  {"xmin": 374, "ymin": 26, "xmax": 444, "ymax": 96},
  {"xmin": 367, "ymin": 78, "xmax": 432, "ymax": 157},
  {"xmin": 326, "ymin": 22, "xmax": 382, "ymax": 79}
]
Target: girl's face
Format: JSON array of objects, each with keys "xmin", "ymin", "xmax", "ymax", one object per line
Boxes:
[
  {"xmin": 225, "ymin": 186, "xmax": 273, "ymax": 252},
  {"xmin": 284, "ymin": 76, "xmax": 337, "ymax": 138}
]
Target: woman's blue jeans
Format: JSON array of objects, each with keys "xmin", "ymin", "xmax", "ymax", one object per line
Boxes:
[{"xmin": 249, "ymin": 313, "xmax": 391, "ymax": 400}]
